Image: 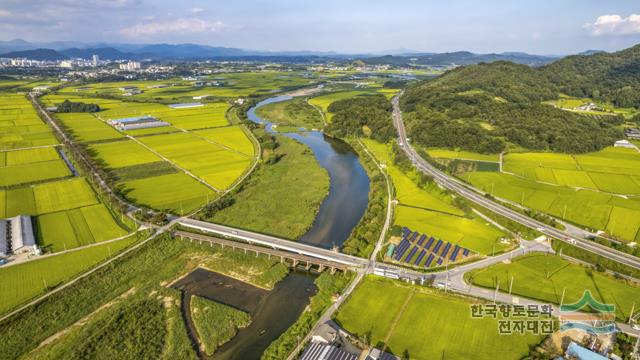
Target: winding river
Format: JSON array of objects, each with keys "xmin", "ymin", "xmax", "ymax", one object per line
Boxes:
[{"xmin": 247, "ymin": 95, "xmax": 370, "ymax": 249}]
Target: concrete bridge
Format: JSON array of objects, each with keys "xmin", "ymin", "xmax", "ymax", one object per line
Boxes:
[{"xmin": 177, "ymin": 218, "xmax": 369, "ymax": 270}]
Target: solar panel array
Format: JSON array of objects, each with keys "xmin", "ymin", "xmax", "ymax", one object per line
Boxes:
[{"xmin": 392, "ymin": 227, "xmax": 474, "ymax": 268}]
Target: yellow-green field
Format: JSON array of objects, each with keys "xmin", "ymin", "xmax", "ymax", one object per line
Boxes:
[
  {"xmin": 309, "ymin": 91, "xmax": 371, "ymax": 122},
  {"xmin": 88, "ymin": 140, "xmax": 161, "ymax": 169},
  {"xmin": 120, "ymin": 172, "xmax": 216, "ymax": 214},
  {"xmin": 335, "ymin": 277, "xmax": 542, "ymax": 360},
  {"xmin": 191, "ymin": 126, "xmax": 255, "ymax": 156},
  {"xmin": 363, "ymin": 139, "xmax": 507, "ymax": 254},
  {"xmin": 0, "ymin": 147, "xmax": 71, "ymax": 186},
  {"xmin": 427, "ymin": 148, "xmax": 500, "ymax": 162},
  {"xmin": 0, "ymin": 93, "xmax": 58, "ymax": 150},
  {"xmin": 55, "ymin": 113, "xmax": 123, "ymax": 142},
  {"xmin": 137, "ymin": 132, "xmax": 251, "ymax": 190}
]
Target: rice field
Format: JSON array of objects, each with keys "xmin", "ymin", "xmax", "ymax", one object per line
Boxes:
[
  {"xmin": 191, "ymin": 126, "xmax": 255, "ymax": 156},
  {"xmin": 137, "ymin": 132, "xmax": 251, "ymax": 190},
  {"xmin": 55, "ymin": 113, "xmax": 123, "ymax": 142},
  {"xmin": 426, "ymin": 148, "xmax": 500, "ymax": 162},
  {"xmin": 362, "ymin": 139, "xmax": 507, "ymax": 255},
  {"xmin": 0, "ymin": 146, "xmax": 71, "ymax": 186},
  {"xmin": 335, "ymin": 277, "xmax": 542, "ymax": 360},
  {"xmin": 503, "ymin": 148, "xmax": 640, "ymax": 195},
  {"xmin": 468, "ymin": 253, "xmax": 640, "ymax": 320},
  {"xmin": 88, "ymin": 140, "xmax": 161, "ymax": 169},
  {"xmin": 465, "ymin": 171, "xmax": 640, "ymax": 241},
  {"xmin": 120, "ymin": 172, "xmax": 216, "ymax": 214},
  {"xmin": 37, "ymin": 204, "xmax": 129, "ymax": 252},
  {"xmin": 0, "ymin": 93, "xmax": 58, "ymax": 150}
]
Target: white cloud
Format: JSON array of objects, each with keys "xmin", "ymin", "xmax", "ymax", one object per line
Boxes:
[
  {"xmin": 120, "ymin": 17, "xmax": 224, "ymax": 37},
  {"xmin": 585, "ymin": 14, "xmax": 640, "ymax": 36},
  {"xmin": 191, "ymin": 7, "xmax": 204, "ymax": 14},
  {"xmin": 0, "ymin": 10, "xmax": 11, "ymax": 16}
]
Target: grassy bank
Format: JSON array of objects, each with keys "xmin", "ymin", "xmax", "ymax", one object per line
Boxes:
[
  {"xmin": 209, "ymin": 131, "xmax": 330, "ymax": 240},
  {"xmin": 255, "ymin": 97, "xmax": 324, "ymax": 130},
  {"xmin": 190, "ymin": 296, "xmax": 251, "ymax": 356}
]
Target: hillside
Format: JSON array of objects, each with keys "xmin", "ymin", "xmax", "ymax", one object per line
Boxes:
[
  {"xmin": 399, "ymin": 45, "xmax": 640, "ymax": 153},
  {"xmin": 363, "ymin": 51, "xmax": 557, "ymax": 66}
]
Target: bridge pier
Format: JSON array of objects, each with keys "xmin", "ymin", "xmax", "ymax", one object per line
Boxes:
[
  {"xmin": 330, "ymin": 267, "xmax": 336, "ymax": 275},
  {"xmin": 318, "ymin": 264, "xmax": 325, "ymax": 272},
  {"xmin": 292, "ymin": 259, "xmax": 299, "ymax": 267},
  {"xmin": 305, "ymin": 262, "xmax": 312, "ymax": 271},
  {"xmin": 255, "ymin": 250, "xmax": 259, "ymax": 257}
]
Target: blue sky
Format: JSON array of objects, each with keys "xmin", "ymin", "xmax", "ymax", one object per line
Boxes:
[{"xmin": 1, "ymin": 0, "xmax": 640, "ymax": 54}]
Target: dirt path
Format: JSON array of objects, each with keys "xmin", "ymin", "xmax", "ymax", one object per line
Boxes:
[{"xmin": 382, "ymin": 290, "xmax": 415, "ymax": 351}]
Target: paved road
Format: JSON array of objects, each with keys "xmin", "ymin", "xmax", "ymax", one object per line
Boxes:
[
  {"xmin": 390, "ymin": 93, "xmax": 640, "ymax": 270},
  {"xmin": 178, "ymin": 218, "xmax": 369, "ymax": 268}
]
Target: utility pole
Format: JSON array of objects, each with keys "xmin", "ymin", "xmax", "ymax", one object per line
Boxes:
[
  {"xmin": 629, "ymin": 303, "xmax": 635, "ymax": 325},
  {"xmin": 493, "ymin": 280, "xmax": 500, "ymax": 304},
  {"xmin": 560, "ymin": 287, "xmax": 566, "ymax": 308},
  {"xmin": 509, "ymin": 276, "xmax": 514, "ymax": 295}
]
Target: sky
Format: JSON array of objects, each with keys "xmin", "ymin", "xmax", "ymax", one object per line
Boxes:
[{"xmin": 1, "ymin": 0, "xmax": 640, "ymax": 54}]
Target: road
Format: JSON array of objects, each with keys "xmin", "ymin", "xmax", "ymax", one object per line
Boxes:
[
  {"xmin": 390, "ymin": 93, "xmax": 640, "ymax": 270},
  {"xmin": 178, "ymin": 218, "xmax": 369, "ymax": 268}
]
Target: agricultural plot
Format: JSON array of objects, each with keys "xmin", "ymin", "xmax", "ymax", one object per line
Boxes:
[
  {"xmin": 192, "ymin": 126, "xmax": 255, "ymax": 156},
  {"xmin": 55, "ymin": 113, "xmax": 123, "ymax": 142},
  {"xmin": 120, "ymin": 172, "xmax": 215, "ymax": 214},
  {"xmin": 0, "ymin": 236, "xmax": 137, "ymax": 316},
  {"xmin": 0, "ymin": 146, "xmax": 71, "ymax": 186},
  {"xmin": 37, "ymin": 204, "xmax": 128, "ymax": 252},
  {"xmin": 138, "ymin": 132, "xmax": 251, "ymax": 190},
  {"xmin": 503, "ymin": 148, "xmax": 640, "ymax": 195},
  {"xmin": 335, "ymin": 277, "xmax": 541, "ymax": 360},
  {"xmin": 4, "ymin": 178, "xmax": 97, "ymax": 217},
  {"xmin": 0, "ymin": 93, "xmax": 58, "ymax": 150},
  {"xmin": 255, "ymin": 97, "xmax": 325, "ymax": 130},
  {"xmin": 465, "ymin": 171, "xmax": 640, "ymax": 241},
  {"xmin": 362, "ymin": 139, "xmax": 506, "ymax": 255},
  {"xmin": 468, "ymin": 254, "xmax": 640, "ymax": 320},
  {"xmin": 88, "ymin": 139, "xmax": 161, "ymax": 169},
  {"xmin": 426, "ymin": 148, "xmax": 500, "ymax": 162}
]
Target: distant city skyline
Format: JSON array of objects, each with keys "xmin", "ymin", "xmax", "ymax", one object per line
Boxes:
[{"xmin": 1, "ymin": 0, "xmax": 640, "ymax": 54}]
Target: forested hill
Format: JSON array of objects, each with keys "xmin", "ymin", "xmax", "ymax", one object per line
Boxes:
[
  {"xmin": 399, "ymin": 44, "xmax": 640, "ymax": 154},
  {"xmin": 542, "ymin": 44, "xmax": 640, "ymax": 107}
]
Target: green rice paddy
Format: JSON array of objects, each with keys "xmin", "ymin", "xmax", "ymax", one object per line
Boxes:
[
  {"xmin": 0, "ymin": 93, "xmax": 58, "ymax": 150},
  {"xmin": 335, "ymin": 277, "xmax": 542, "ymax": 360}
]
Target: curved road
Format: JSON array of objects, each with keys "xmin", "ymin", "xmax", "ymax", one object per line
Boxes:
[{"xmin": 391, "ymin": 94, "xmax": 640, "ymax": 271}]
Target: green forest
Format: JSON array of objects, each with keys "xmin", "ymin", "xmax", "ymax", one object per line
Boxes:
[{"xmin": 400, "ymin": 44, "xmax": 640, "ymax": 153}]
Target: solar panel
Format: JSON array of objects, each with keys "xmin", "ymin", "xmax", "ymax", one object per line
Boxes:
[
  {"xmin": 405, "ymin": 246, "xmax": 419, "ymax": 263},
  {"xmin": 425, "ymin": 254, "xmax": 435, "ymax": 267},
  {"xmin": 441, "ymin": 243, "xmax": 452, "ymax": 257},
  {"xmin": 463, "ymin": 248, "xmax": 470, "ymax": 256},
  {"xmin": 450, "ymin": 245, "xmax": 461, "ymax": 261},
  {"xmin": 432, "ymin": 239, "xmax": 443, "ymax": 253},
  {"xmin": 436, "ymin": 258, "xmax": 443, "ymax": 265},
  {"xmin": 424, "ymin": 237, "xmax": 435, "ymax": 250},
  {"xmin": 417, "ymin": 234, "xmax": 426, "ymax": 246},
  {"xmin": 414, "ymin": 249, "xmax": 426, "ymax": 265},
  {"xmin": 394, "ymin": 239, "xmax": 411, "ymax": 260}
]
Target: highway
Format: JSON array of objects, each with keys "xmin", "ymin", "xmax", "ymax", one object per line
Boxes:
[
  {"xmin": 390, "ymin": 94, "xmax": 640, "ymax": 270},
  {"xmin": 178, "ymin": 218, "xmax": 369, "ymax": 268}
]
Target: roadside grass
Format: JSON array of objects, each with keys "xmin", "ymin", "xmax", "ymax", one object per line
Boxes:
[
  {"xmin": 0, "ymin": 235, "xmax": 138, "ymax": 316},
  {"xmin": 467, "ymin": 253, "xmax": 640, "ymax": 321},
  {"xmin": 190, "ymin": 296, "xmax": 251, "ymax": 356},
  {"xmin": 335, "ymin": 276, "xmax": 542, "ymax": 360},
  {"xmin": 211, "ymin": 133, "xmax": 329, "ymax": 240},
  {"xmin": 255, "ymin": 97, "xmax": 324, "ymax": 129}
]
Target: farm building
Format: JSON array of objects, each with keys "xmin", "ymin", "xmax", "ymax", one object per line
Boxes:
[
  {"xmin": 0, "ymin": 215, "xmax": 39, "ymax": 256},
  {"xmin": 107, "ymin": 115, "xmax": 170, "ymax": 131},
  {"xmin": 168, "ymin": 102, "xmax": 203, "ymax": 109},
  {"xmin": 614, "ymin": 140, "xmax": 638, "ymax": 149},
  {"xmin": 625, "ymin": 128, "xmax": 640, "ymax": 140},
  {"xmin": 299, "ymin": 342, "xmax": 358, "ymax": 360}
]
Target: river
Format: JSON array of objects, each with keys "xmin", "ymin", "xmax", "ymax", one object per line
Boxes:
[{"xmin": 247, "ymin": 95, "xmax": 370, "ymax": 249}]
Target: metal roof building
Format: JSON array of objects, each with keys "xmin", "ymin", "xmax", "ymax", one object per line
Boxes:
[
  {"xmin": 0, "ymin": 215, "xmax": 38, "ymax": 256},
  {"xmin": 300, "ymin": 342, "xmax": 358, "ymax": 360}
]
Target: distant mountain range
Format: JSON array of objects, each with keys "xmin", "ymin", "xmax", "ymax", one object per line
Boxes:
[{"xmin": 0, "ymin": 38, "xmax": 572, "ymax": 65}]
